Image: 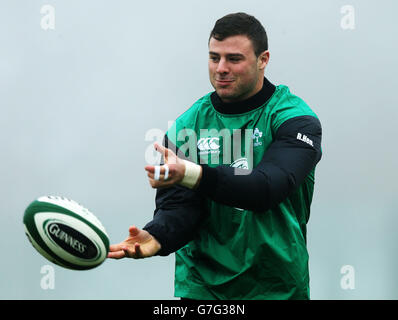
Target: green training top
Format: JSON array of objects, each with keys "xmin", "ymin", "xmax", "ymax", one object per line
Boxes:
[{"xmin": 166, "ymin": 84, "xmax": 319, "ymax": 300}]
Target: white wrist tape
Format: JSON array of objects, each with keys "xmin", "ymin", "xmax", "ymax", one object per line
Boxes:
[{"xmin": 180, "ymin": 160, "xmax": 201, "ymax": 189}]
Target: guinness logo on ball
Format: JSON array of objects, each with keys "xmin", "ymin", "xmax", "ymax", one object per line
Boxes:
[{"xmin": 47, "ymin": 223, "xmax": 98, "ymax": 259}]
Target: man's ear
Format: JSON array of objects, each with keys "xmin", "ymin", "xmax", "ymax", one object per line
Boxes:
[{"xmin": 258, "ymin": 50, "xmax": 270, "ymax": 70}]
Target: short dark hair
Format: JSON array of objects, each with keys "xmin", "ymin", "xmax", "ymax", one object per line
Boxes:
[{"xmin": 209, "ymin": 12, "xmax": 268, "ymax": 57}]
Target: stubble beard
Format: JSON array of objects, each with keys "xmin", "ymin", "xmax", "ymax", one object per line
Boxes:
[{"xmin": 214, "ymin": 78, "xmax": 259, "ymax": 103}]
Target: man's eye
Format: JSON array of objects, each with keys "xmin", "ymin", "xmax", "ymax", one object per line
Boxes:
[
  {"xmin": 210, "ymin": 57, "xmax": 219, "ymax": 62},
  {"xmin": 229, "ymin": 58, "xmax": 241, "ymax": 62}
]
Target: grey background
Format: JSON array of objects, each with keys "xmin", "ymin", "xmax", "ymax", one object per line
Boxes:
[{"xmin": 1, "ymin": 0, "xmax": 397, "ymax": 299}]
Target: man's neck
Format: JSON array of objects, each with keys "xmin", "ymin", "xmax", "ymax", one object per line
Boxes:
[{"xmin": 221, "ymin": 77, "xmax": 265, "ymax": 104}]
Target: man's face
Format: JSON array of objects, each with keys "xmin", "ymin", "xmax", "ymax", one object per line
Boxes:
[{"xmin": 208, "ymin": 35, "xmax": 269, "ymax": 103}]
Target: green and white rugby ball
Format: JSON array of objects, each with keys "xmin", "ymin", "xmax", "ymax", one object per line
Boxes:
[{"xmin": 23, "ymin": 196, "xmax": 109, "ymax": 270}]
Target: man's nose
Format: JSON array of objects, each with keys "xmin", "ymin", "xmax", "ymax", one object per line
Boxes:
[{"xmin": 216, "ymin": 58, "xmax": 229, "ymax": 74}]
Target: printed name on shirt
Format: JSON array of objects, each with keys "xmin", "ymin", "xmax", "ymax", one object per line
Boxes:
[{"xmin": 296, "ymin": 133, "xmax": 313, "ymax": 146}]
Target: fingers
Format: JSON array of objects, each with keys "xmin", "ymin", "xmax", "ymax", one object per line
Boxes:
[
  {"xmin": 144, "ymin": 143, "xmax": 180, "ymax": 189},
  {"xmin": 108, "ymin": 242, "xmax": 128, "ymax": 260},
  {"xmin": 153, "ymin": 142, "xmax": 168, "ymax": 159},
  {"xmin": 145, "ymin": 165, "xmax": 173, "ymax": 187},
  {"xmin": 153, "ymin": 143, "xmax": 177, "ymax": 164},
  {"xmin": 129, "ymin": 225, "xmax": 140, "ymax": 237},
  {"xmin": 122, "ymin": 243, "xmax": 142, "ymax": 259},
  {"xmin": 153, "ymin": 165, "xmax": 168, "ymax": 181},
  {"xmin": 107, "ymin": 250, "xmax": 126, "ymax": 259},
  {"xmin": 144, "ymin": 165, "xmax": 169, "ymax": 177},
  {"xmin": 145, "ymin": 162, "xmax": 186, "ymax": 189},
  {"xmin": 145, "ymin": 164, "xmax": 171, "ymax": 182},
  {"xmin": 107, "ymin": 244, "xmax": 142, "ymax": 259},
  {"xmin": 107, "ymin": 226, "xmax": 140, "ymax": 260},
  {"xmin": 134, "ymin": 243, "xmax": 142, "ymax": 257}
]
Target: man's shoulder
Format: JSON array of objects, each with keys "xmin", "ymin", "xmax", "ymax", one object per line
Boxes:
[
  {"xmin": 270, "ymin": 84, "xmax": 319, "ymax": 131},
  {"xmin": 273, "ymin": 85, "xmax": 314, "ymax": 111}
]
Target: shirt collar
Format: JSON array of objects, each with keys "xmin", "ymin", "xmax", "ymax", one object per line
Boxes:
[{"xmin": 210, "ymin": 77, "xmax": 276, "ymax": 115}]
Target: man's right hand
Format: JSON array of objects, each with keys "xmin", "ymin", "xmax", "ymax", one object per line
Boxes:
[{"xmin": 107, "ymin": 225, "xmax": 161, "ymax": 259}]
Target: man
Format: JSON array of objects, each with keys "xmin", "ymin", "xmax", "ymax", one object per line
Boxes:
[{"xmin": 108, "ymin": 12, "xmax": 322, "ymax": 300}]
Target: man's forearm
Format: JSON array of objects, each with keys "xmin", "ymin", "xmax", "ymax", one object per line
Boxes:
[{"xmin": 143, "ymin": 184, "xmax": 208, "ymax": 256}]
